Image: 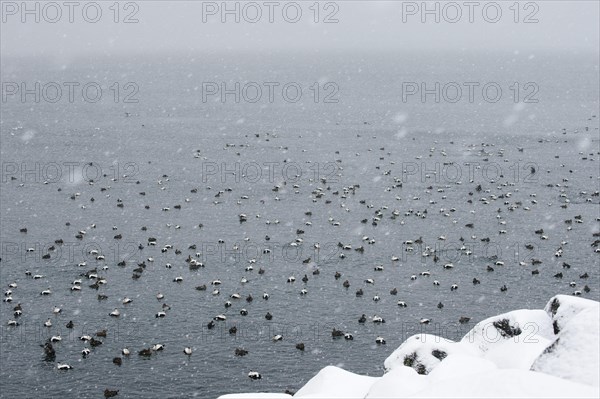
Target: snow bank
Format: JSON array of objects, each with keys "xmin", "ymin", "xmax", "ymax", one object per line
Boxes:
[
  {"xmin": 293, "ymin": 365, "xmax": 378, "ymax": 398},
  {"xmin": 218, "ymin": 295, "xmax": 600, "ymax": 399},
  {"xmin": 413, "ymin": 366, "xmax": 599, "ymax": 398},
  {"xmin": 218, "ymin": 394, "xmax": 292, "ymax": 399},
  {"xmin": 365, "ymin": 366, "xmax": 426, "ymax": 398}
]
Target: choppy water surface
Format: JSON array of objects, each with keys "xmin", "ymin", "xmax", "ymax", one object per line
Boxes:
[{"xmin": 1, "ymin": 53, "xmax": 599, "ymax": 398}]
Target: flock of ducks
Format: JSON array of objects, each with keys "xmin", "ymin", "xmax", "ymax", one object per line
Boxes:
[{"xmin": 3, "ymin": 117, "xmax": 599, "ymax": 396}]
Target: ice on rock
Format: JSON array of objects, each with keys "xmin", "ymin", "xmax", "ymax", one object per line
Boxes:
[{"xmin": 293, "ymin": 365, "xmax": 378, "ymax": 398}]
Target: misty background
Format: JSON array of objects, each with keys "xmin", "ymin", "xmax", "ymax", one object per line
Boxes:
[{"xmin": 1, "ymin": 1, "xmax": 599, "ymax": 60}]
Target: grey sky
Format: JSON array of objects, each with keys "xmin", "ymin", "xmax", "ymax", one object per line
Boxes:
[{"xmin": 1, "ymin": 1, "xmax": 599, "ymax": 58}]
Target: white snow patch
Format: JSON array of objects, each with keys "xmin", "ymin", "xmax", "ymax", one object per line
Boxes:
[{"xmin": 294, "ymin": 365, "xmax": 378, "ymax": 398}]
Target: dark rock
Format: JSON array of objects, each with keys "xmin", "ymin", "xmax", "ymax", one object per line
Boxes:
[{"xmin": 492, "ymin": 319, "xmax": 522, "ymax": 338}]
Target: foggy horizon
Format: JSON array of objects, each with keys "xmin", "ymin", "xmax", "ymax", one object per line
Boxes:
[{"xmin": 2, "ymin": 1, "xmax": 599, "ymax": 59}]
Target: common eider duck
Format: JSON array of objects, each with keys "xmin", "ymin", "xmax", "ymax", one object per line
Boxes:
[
  {"xmin": 152, "ymin": 344, "xmax": 164, "ymax": 351},
  {"xmin": 42, "ymin": 342, "xmax": 55, "ymax": 360},
  {"xmin": 104, "ymin": 389, "xmax": 119, "ymax": 398},
  {"xmin": 248, "ymin": 371, "xmax": 262, "ymax": 380},
  {"xmin": 332, "ymin": 328, "xmax": 344, "ymax": 338},
  {"xmin": 138, "ymin": 348, "xmax": 153, "ymax": 357},
  {"xmin": 235, "ymin": 348, "xmax": 248, "ymax": 356}
]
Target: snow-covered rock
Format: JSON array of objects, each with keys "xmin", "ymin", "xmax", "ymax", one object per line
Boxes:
[
  {"xmin": 543, "ymin": 294, "xmax": 599, "ymax": 334},
  {"xmin": 384, "ymin": 333, "xmax": 471, "ymax": 374},
  {"xmin": 531, "ymin": 306, "xmax": 600, "ymax": 387},
  {"xmin": 460, "ymin": 309, "xmax": 554, "ymax": 369}
]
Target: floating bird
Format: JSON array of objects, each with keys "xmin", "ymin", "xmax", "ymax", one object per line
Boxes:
[
  {"xmin": 235, "ymin": 348, "xmax": 248, "ymax": 356},
  {"xmin": 248, "ymin": 371, "xmax": 262, "ymax": 380},
  {"xmin": 104, "ymin": 389, "xmax": 119, "ymax": 398}
]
